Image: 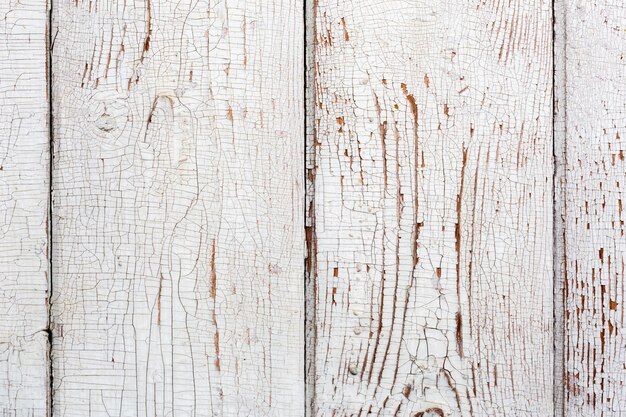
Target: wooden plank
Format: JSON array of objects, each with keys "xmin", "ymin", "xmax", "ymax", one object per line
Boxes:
[
  {"xmin": 309, "ymin": 0, "xmax": 553, "ymax": 415},
  {"xmin": 50, "ymin": 1, "xmax": 304, "ymax": 415},
  {"xmin": 556, "ymin": 1, "xmax": 626, "ymax": 415},
  {"xmin": 0, "ymin": 0, "xmax": 50, "ymax": 415}
]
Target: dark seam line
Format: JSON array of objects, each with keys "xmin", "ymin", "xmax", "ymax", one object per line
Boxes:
[
  {"xmin": 552, "ymin": 0, "xmax": 565, "ymax": 415},
  {"xmin": 47, "ymin": 0, "xmax": 54, "ymax": 414},
  {"xmin": 552, "ymin": 0, "xmax": 558, "ymax": 414},
  {"xmin": 303, "ymin": 1, "xmax": 308, "ymax": 416}
]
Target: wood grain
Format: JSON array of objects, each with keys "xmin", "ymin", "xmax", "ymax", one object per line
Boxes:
[
  {"xmin": 308, "ymin": 0, "xmax": 554, "ymax": 415},
  {"xmin": 0, "ymin": 0, "xmax": 50, "ymax": 415},
  {"xmin": 556, "ymin": 1, "xmax": 626, "ymax": 415},
  {"xmin": 2, "ymin": 0, "xmax": 624, "ymax": 414},
  {"xmin": 50, "ymin": 1, "xmax": 304, "ymax": 415}
]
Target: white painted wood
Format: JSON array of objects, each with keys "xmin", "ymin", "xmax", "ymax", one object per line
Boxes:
[
  {"xmin": 0, "ymin": 0, "xmax": 50, "ymax": 415},
  {"xmin": 50, "ymin": 0, "xmax": 304, "ymax": 415},
  {"xmin": 557, "ymin": 1, "xmax": 626, "ymax": 415},
  {"xmin": 309, "ymin": 1, "xmax": 553, "ymax": 415}
]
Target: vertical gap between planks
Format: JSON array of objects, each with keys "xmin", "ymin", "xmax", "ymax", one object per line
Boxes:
[
  {"xmin": 303, "ymin": 0, "xmax": 308, "ymax": 415},
  {"xmin": 46, "ymin": 0, "xmax": 54, "ymax": 413},
  {"xmin": 304, "ymin": 0, "xmax": 316, "ymax": 415},
  {"xmin": 552, "ymin": 0, "xmax": 557, "ymax": 411},
  {"xmin": 553, "ymin": 0, "xmax": 567, "ymax": 414}
]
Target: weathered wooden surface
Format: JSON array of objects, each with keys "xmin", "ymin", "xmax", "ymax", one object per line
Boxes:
[
  {"xmin": 0, "ymin": 0, "xmax": 625, "ymax": 414},
  {"xmin": 50, "ymin": 0, "xmax": 304, "ymax": 415},
  {"xmin": 0, "ymin": 0, "xmax": 50, "ymax": 415},
  {"xmin": 556, "ymin": 1, "xmax": 626, "ymax": 415},
  {"xmin": 308, "ymin": 0, "xmax": 554, "ymax": 415}
]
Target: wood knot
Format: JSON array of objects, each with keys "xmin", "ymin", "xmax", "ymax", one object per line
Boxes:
[{"xmin": 95, "ymin": 113, "xmax": 116, "ymax": 133}]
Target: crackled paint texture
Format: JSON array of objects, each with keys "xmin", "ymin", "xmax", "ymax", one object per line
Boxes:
[
  {"xmin": 556, "ymin": 1, "xmax": 626, "ymax": 415},
  {"xmin": 308, "ymin": 0, "xmax": 554, "ymax": 415},
  {"xmin": 0, "ymin": 0, "xmax": 50, "ymax": 416},
  {"xmin": 50, "ymin": 0, "xmax": 304, "ymax": 416},
  {"xmin": 2, "ymin": 0, "xmax": 626, "ymax": 416}
]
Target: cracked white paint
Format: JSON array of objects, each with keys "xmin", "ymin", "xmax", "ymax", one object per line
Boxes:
[
  {"xmin": 555, "ymin": 1, "xmax": 626, "ymax": 415},
  {"xmin": 50, "ymin": 0, "xmax": 304, "ymax": 416},
  {"xmin": 308, "ymin": 0, "xmax": 553, "ymax": 415},
  {"xmin": 0, "ymin": 0, "xmax": 50, "ymax": 416},
  {"xmin": 1, "ymin": 0, "xmax": 626, "ymax": 416}
]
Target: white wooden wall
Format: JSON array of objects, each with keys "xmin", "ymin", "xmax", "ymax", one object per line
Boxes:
[{"xmin": 0, "ymin": 0, "xmax": 624, "ymax": 416}]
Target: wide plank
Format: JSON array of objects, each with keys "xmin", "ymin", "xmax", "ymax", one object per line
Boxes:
[
  {"xmin": 51, "ymin": 1, "xmax": 304, "ymax": 415},
  {"xmin": 309, "ymin": 0, "xmax": 554, "ymax": 415}
]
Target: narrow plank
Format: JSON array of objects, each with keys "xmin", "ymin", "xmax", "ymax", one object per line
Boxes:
[
  {"xmin": 51, "ymin": 1, "xmax": 304, "ymax": 415},
  {"xmin": 309, "ymin": 1, "xmax": 553, "ymax": 415},
  {"xmin": 557, "ymin": 1, "xmax": 626, "ymax": 414},
  {"xmin": 0, "ymin": 0, "xmax": 50, "ymax": 415}
]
